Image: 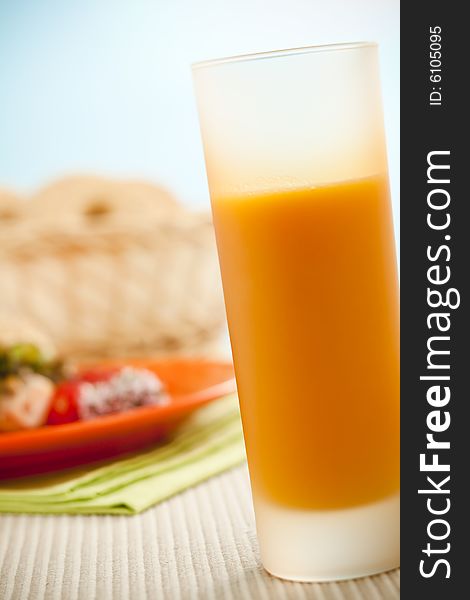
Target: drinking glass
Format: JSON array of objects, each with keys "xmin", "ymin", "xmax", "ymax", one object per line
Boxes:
[{"xmin": 193, "ymin": 42, "xmax": 399, "ymax": 582}]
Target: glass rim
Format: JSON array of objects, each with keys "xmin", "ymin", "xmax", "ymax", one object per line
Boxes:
[{"xmin": 192, "ymin": 41, "xmax": 377, "ymax": 71}]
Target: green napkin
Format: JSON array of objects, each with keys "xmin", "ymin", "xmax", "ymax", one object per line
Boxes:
[{"xmin": 0, "ymin": 394, "xmax": 246, "ymax": 515}]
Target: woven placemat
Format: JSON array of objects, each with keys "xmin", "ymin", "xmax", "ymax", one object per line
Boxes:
[{"xmin": 0, "ymin": 465, "xmax": 399, "ymax": 600}]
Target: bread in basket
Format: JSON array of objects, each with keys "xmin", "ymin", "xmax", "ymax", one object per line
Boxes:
[{"xmin": 0, "ymin": 175, "xmax": 225, "ymax": 359}]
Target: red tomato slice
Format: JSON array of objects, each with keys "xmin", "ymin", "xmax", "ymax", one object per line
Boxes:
[{"xmin": 47, "ymin": 380, "xmax": 80, "ymax": 425}]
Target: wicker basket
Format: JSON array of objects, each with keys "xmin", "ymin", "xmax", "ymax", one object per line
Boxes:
[{"xmin": 0, "ymin": 177, "xmax": 225, "ymax": 359}]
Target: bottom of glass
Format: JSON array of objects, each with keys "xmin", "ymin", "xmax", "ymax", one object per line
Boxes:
[{"xmin": 254, "ymin": 491, "xmax": 400, "ymax": 582}]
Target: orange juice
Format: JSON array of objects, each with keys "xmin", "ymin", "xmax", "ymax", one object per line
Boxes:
[{"xmin": 212, "ymin": 174, "xmax": 399, "ymax": 510}]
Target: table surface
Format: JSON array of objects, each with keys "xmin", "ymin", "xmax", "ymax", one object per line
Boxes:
[{"xmin": 0, "ymin": 465, "xmax": 399, "ymax": 600}]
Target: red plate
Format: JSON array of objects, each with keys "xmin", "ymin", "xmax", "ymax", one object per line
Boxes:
[{"xmin": 0, "ymin": 358, "xmax": 236, "ymax": 479}]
